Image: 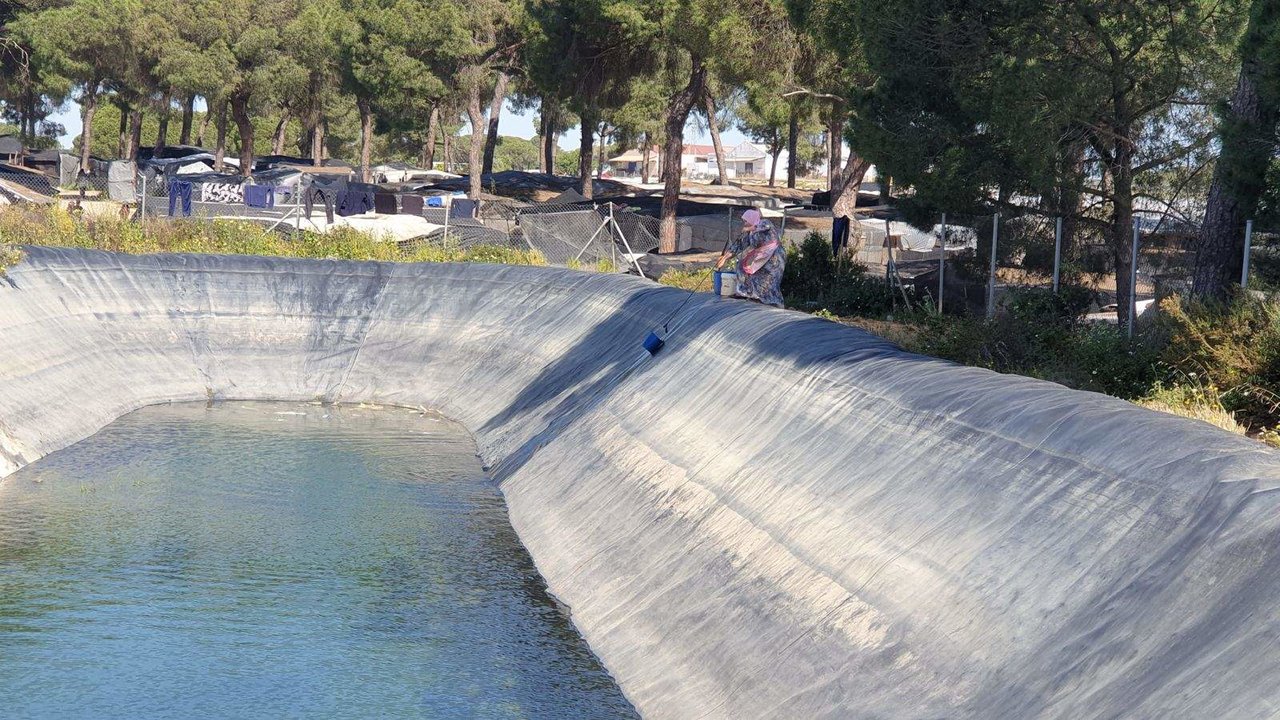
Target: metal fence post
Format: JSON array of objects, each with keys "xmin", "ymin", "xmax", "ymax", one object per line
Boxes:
[
  {"xmin": 140, "ymin": 174, "xmax": 147, "ymax": 220},
  {"xmin": 938, "ymin": 213, "xmax": 946, "ymax": 314},
  {"xmin": 1053, "ymin": 216, "xmax": 1063, "ymax": 293},
  {"xmin": 986, "ymin": 214, "xmax": 999, "ymax": 319},
  {"xmin": 1242, "ymin": 219, "xmax": 1254, "ymax": 289},
  {"xmin": 1128, "ymin": 219, "xmax": 1140, "ymax": 339}
]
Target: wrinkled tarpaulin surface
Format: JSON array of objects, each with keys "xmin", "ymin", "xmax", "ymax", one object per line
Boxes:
[{"xmin": 2, "ymin": 246, "xmax": 1280, "ymax": 719}]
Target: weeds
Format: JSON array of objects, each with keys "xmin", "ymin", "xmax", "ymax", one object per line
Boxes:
[
  {"xmin": 0, "ymin": 206, "xmax": 547, "ymax": 267},
  {"xmin": 658, "ymin": 268, "xmax": 713, "ymax": 291},
  {"xmin": 0, "ymin": 244, "xmax": 22, "ymax": 276}
]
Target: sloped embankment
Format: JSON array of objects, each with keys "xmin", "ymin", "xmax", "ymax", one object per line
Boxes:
[{"xmin": 2, "ymin": 246, "xmax": 1279, "ymax": 718}]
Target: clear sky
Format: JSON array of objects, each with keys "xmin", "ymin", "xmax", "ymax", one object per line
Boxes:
[{"xmin": 46, "ymin": 98, "xmax": 749, "ymax": 153}]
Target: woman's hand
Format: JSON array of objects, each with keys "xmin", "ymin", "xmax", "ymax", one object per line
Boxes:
[{"xmin": 715, "ymin": 252, "xmax": 731, "ymax": 270}]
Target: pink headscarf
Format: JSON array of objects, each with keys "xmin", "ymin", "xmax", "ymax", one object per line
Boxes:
[{"xmin": 742, "ymin": 208, "xmax": 763, "ymax": 227}]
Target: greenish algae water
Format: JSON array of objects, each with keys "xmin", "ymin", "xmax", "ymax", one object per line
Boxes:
[{"xmin": 0, "ymin": 402, "xmax": 636, "ymax": 719}]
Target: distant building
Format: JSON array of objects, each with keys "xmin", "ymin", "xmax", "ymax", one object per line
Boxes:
[
  {"xmin": 0, "ymin": 134, "xmax": 23, "ymax": 164},
  {"xmin": 606, "ymin": 146, "xmax": 660, "ymax": 179},
  {"xmin": 680, "ymin": 144, "xmax": 716, "ymax": 176},
  {"xmin": 686, "ymin": 141, "xmax": 791, "ymax": 182}
]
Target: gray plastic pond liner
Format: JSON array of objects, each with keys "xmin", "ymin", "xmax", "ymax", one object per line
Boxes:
[{"xmin": 2, "ymin": 246, "xmax": 1280, "ymax": 719}]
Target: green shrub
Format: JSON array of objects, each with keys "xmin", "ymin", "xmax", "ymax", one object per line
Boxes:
[
  {"xmin": 1156, "ymin": 293, "xmax": 1280, "ymax": 431},
  {"xmin": 898, "ymin": 309, "xmax": 1161, "ymax": 397},
  {"xmin": 782, "ymin": 231, "xmax": 899, "ymax": 316},
  {"xmin": 1004, "ymin": 285, "xmax": 1093, "ymax": 330}
]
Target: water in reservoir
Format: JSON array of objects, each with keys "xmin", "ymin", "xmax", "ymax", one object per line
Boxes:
[{"xmin": 0, "ymin": 402, "xmax": 636, "ymax": 719}]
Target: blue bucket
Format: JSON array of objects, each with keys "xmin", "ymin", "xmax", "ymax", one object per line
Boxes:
[
  {"xmin": 712, "ymin": 270, "xmax": 724, "ymax": 295},
  {"xmin": 642, "ymin": 331, "xmax": 665, "ymax": 356}
]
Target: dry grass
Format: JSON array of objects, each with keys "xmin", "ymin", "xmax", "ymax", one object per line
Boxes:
[
  {"xmin": 0, "ymin": 205, "xmax": 546, "ymax": 267},
  {"xmin": 1136, "ymin": 383, "xmax": 1248, "ymax": 436}
]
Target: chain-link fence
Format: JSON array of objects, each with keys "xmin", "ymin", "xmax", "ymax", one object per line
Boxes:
[
  {"xmin": 500, "ymin": 201, "xmax": 651, "ymax": 273},
  {"xmin": 810, "ymin": 210, "xmax": 1211, "ymax": 324},
  {"xmin": 9, "ymin": 161, "xmax": 1267, "ymax": 308}
]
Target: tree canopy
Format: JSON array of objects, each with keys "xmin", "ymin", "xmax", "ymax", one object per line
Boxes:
[{"xmin": 0, "ymin": 0, "xmax": 1271, "ymax": 290}]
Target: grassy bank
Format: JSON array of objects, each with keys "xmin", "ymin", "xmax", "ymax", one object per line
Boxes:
[{"xmin": 0, "ymin": 206, "xmax": 545, "ymax": 267}]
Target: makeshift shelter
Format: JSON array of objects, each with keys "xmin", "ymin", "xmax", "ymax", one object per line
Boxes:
[
  {"xmin": 372, "ymin": 163, "xmax": 423, "ymax": 183},
  {"xmin": 16, "ymin": 150, "xmax": 86, "ymax": 189},
  {"xmin": 547, "ymin": 188, "xmax": 589, "ymax": 205},
  {"xmin": 606, "ymin": 147, "xmax": 659, "ymax": 179},
  {"xmin": 107, "ymin": 161, "xmax": 137, "ymax": 202},
  {"xmin": 0, "ymin": 162, "xmax": 56, "ymax": 198},
  {"xmin": 138, "ymin": 145, "xmax": 210, "ymax": 161},
  {"xmin": 0, "ymin": 135, "xmax": 22, "ymax": 164}
]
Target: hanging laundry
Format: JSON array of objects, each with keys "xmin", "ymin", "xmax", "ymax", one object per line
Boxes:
[
  {"xmin": 305, "ymin": 188, "xmax": 336, "ymax": 224},
  {"xmin": 373, "ymin": 192, "xmax": 398, "ymax": 214},
  {"xmin": 336, "ymin": 189, "xmax": 374, "ymax": 217},
  {"xmin": 400, "ymin": 195, "xmax": 424, "ymax": 215},
  {"xmin": 168, "ymin": 179, "xmax": 193, "ymax": 217},
  {"xmin": 200, "ymin": 182, "xmax": 244, "ymax": 204},
  {"xmin": 244, "ymin": 184, "xmax": 275, "ymax": 209}
]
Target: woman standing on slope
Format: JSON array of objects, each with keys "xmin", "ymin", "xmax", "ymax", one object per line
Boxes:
[{"xmin": 716, "ymin": 208, "xmax": 785, "ymax": 307}]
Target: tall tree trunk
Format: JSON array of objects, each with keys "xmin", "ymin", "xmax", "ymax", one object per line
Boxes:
[
  {"xmin": 422, "ymin": 105, "xmax": 439, "ymax": 169},
  {"xmin": 703, "ymin": 90, "xmax": 728, "ymax": 185},
  {"xmin": 307, "ymin": 71, "xmax": 326, "ymax": 166},
  {"xmin": 213, "ymin": 101, "xmax": 229, "ymax": 172},
  {"xmin": 597, "ymin": 121, "xmax": 607, "ymax": 179},
  {"xmin": 832, "ymin": 151, "xmax": 872, "ymax": 220},
  {"xmin": 357, "ymin": 98, "xmax": 374, "ymax": 183},
  {"xmin": 827, "ymin": 101, "xmax": 843, "ymax": 192},
  {"xmin": 443, "ymin": 134, "xmax": 452, "ymax": 173},
  {"xmin": 1110, "ymin": 129, "xmax": 1136, "ymax": 329},
  {"xmin": 196, "ymin": 105, "xmax": 211, "ymax": 147},
  {"xmin": 482, "ymin": 71, "xmax": 509, "ymax": 175},
  {"xmin": 787, "ymin": 102, "xmax": 799, "ymax": 189},
  {"xmin": 659, "ymin": 58, "xmax": 707, "ymax": 253},
  {"xmin": 229, "ymin": 95, "xmax": 254, "ymax": 177},
  {"xmin": 466, "ymin": 81, "xmax": 485, "ymax": 200},
  {"xmin": 155, "ymin": 89, "xmax": 172, "ymax": 150},
  {"xmin": 272, "ymin": 109, "xmax": 291, "ymax": 155},
  {"xmin": 127, "ymin": 107, "xmax": 143, "ymax": 161},
  {"xmin": 311, "ymin": 117, "xmax": 325, "ymax": 167},
  {"xmin": 79, "ymin": 84, "xmax": 99, "ymax": 169},
  {"xmin": 1053, "ymin": 141, "xmax": 1087, "ymax": 268},
  {"xmin": 542, "ymin": 100, "xmax": 558, "ymax": 174},
  {"xmin": 1194, "ymin": 8, "xmax": 1280, "ymax": 300},
  {"xmin": 578, "ymin": 107, "xmax": 597, "ymax": 199},
  {"xmin": 179, "ymin": 94, "xmax": 195, "ymax": 145},
  {"xmin": 642, "ymin": 133, "xmax": 651, "ymax": 184},
  {"xmin": 768, "ymin": 136, "xmax": 779, "ymax": 187},
  {"xmin": 117, "ymin": 103, "xmax": 129, "ymax": 159},
  {"xmin": 537, "ymin": 110, "xmax": 548, "ymax": 173}
]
